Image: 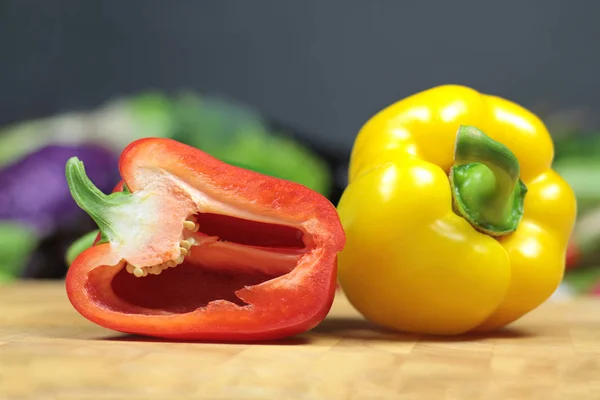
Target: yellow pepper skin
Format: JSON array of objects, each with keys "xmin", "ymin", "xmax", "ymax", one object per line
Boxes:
[{"xmin": 337, "ymin": 84, "xmax": 577, "ymax": 335}]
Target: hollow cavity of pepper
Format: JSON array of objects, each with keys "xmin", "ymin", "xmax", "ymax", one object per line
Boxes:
[{"xmin": 88, "ymin": 211, "xmax": 309, "ymax": 314}]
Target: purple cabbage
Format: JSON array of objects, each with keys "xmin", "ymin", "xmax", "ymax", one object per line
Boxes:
[{"xmin": 0, "ymin": 144, "xmax": 120, "ymax": 238}]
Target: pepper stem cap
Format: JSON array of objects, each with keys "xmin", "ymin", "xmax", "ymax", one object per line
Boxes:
[
  {"xmin": 65, "ymin": 157, "xmax": 130, "ymax": 244},
  {"xmin": 449, "ymin": 125, "xmax": 527, "ymax": 236}
]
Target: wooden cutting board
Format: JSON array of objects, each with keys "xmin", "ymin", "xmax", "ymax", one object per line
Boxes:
[{"xmin": 1, "ymin": 281, "xmax": 600, "ymax": 400}]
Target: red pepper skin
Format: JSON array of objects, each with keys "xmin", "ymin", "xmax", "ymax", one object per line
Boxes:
[{"xmin": 66, "ymin": 138, "xmax": 345, "ymax": 341}]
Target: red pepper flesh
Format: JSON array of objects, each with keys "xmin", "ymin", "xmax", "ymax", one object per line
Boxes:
[{"xmin": 65, "ymin": 138, "xmax": 345, "ymax": 341}]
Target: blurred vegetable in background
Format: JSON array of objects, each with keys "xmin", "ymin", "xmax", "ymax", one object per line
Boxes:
[
  {"xmin": 0, "ymin": 145, "xmax": 119, "ymax": 281},
  {"xmin": 0, "ymin": 91, "xmax": 333, "ymax": 281},
  {"xmin": 0, "ymin": 145, "xmax": 119, "ymax": 237},
  {"xmin": 0, "ymin": 222, "xmax": 37, "ymax": 283},
  {"xmin": 169, "ymin": 93, "xmax": 331, "ymax": 196},
  {"xmin": 538, "ymin": 106, "xmax": 600, "ymax": 298}
]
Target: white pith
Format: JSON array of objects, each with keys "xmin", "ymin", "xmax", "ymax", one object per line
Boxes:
[
  {"xmin": 124, "ymin": 217, "xmax": 199, "ymax": 278},
  {"xmin": 108, "ymin": 192, "xmax": 166, "ymax": 249},
  {"xmin": 105, "ymin": 173, "xmax": 202, "ymax": 277}
]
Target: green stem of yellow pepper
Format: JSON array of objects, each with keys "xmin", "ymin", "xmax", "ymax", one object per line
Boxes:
[{"xmin": 449, "ymin": 125, "xmax": 528, "ymax": 236}]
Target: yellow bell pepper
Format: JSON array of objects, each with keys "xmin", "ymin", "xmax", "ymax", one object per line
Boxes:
[{"xmin": 337, "ymin": 84, "xmax": 577, "ymax": 335}]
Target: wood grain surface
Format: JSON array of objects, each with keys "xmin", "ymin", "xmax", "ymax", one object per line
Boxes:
[{"xmin": 1, "ymin": 282, "xmax": 600, "ymax": 400}]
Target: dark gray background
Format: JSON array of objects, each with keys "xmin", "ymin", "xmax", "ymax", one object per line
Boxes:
[{"xmin": 1, "ymin": 0, "xmax": 598, "ymax": 158}]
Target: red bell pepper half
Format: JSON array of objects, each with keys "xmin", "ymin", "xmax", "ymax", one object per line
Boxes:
[{"xmin": 64, "ymin": 137, "xmax": 345, "ymax": 341}]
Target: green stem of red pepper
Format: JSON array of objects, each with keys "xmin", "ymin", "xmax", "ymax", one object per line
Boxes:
[
  {"xmin": 65, "ymin": 157, "xmax": 133, "ymax": 244},
  {"xmin": 449, "ymin": 125, "xmax": 527, "ymax": 236}
]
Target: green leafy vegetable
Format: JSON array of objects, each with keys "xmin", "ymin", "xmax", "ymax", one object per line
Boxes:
[
  {"xmin": 0, "ymin": 222, "xmax": 38, "ymax": 279},
  {"xmin": 169, "ymin": 93, "xmax": 332, "ymax": 195}
]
